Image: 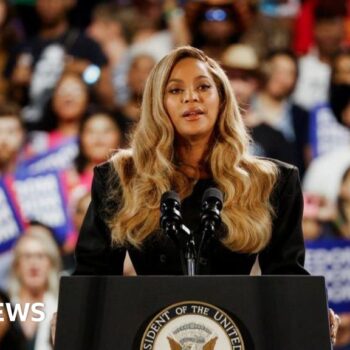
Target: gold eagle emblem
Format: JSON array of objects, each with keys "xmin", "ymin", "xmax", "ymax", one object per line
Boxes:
[{"xmin": 167, "ymin": 336, "xmax": 218, "ymax": 350}]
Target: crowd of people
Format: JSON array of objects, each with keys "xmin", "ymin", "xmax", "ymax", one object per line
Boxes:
[{"xmin": 0, "ymin": 0, "xmax": 349, "ymax": 349}]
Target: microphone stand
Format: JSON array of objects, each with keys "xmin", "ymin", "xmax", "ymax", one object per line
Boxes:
[
  {"xmin": 196, "ymin": 221, "xmax": 214, "ymax": 273},
  {"xmin": 180, "ymin": 224, "xmax": 196, "ymax": 276},
  {"xmin": 197, "ymin": 188, "xmax": 223, "ymax": 274},
  {"xmin": 160, "ymin": 191, "xmax": 197, "ymax": 276},
  {"xmin": 163, "ymin": 222, "xmax": 196, "ymax": 276}
]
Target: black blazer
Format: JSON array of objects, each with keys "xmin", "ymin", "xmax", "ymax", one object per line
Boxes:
[{"xmin": 74, "ymin": 159, "xmax": 308, "ymax": 276}]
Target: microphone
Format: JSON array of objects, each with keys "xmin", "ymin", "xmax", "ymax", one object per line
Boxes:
[
  {"xmin": 160, "ymin": 191, "xmax": 183, "ymax": 246},
  {"xmin": 200, "ymin": 187, "xmax": 223, "ymax": 230},
  {"xmin": 160, "ymin": 191, "xmax": 195, "ymax": 275},
  {"xmin": 197, "ymin": 188, "xmax": 223, "ymax": 270}
]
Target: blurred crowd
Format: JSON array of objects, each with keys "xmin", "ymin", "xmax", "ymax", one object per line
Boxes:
[{"xmin": 0, "ymin": 0, "xmax": 350, "ymax": 349}]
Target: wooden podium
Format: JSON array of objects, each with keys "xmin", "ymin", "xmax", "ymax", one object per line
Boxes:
[{"xmin": 55, "ymin": 276, "xmax": 331, "ymax": 350}]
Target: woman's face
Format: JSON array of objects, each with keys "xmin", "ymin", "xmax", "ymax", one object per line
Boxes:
[
  {"xmin": 128, "ymin": 55, "xmax": 156, "ymax": 98},
  {"xmin": 16, "ymin": 237, "xmax": 52, "ymax": 293},
  {"xmin": 81, "ymin": 114, "xmax": 121, "ymax": 164},
  {"xmin": 164, "ymin": 58, "xmax": 220, "ymax": 142},
  {"xmin": 0, "ymin": 117, "xmax": 24, "ymax": 166},
  {"xmin": 266, "ymin": 55, "xmax": 297, "ymax": 100},
  {"xmin": 334, "ymin": 55, "xmax": 350, "ymax": 85},
  {"xmin": 52, "ymin": 75, "xmax": 88, "ymax": 121}
]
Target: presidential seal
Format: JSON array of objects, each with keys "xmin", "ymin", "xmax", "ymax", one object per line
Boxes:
[{"xmin": 140, "ymin": 301, "xmax": 245, "ymax": 350}]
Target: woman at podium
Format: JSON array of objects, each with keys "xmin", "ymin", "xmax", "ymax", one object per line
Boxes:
[
  {"xmin": 72, "ymin": 45, "xmax": 340, "ymax": 345},
  {"xmin": 74, "ymin": 45, "xmax": 307, "ymax": 277}
]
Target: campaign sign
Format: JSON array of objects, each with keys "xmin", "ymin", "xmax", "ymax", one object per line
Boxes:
[
  {"xmin": 20, "ymin": 138, "xmax": 78, "ymax": 175},
  {"xmin": 0, "ymin": 178, "xmax": 25, "ymax": 253},
  {"xmin": 305, "ymin": 239, "xmax": 350, "ymax": 313},
  {"xmin": 309, "ymin": 104, "xmax": 350, "ymax": 158},
  {"xmin": 12, "ymin": 171, "xmax": 73, "ymax": 245}
]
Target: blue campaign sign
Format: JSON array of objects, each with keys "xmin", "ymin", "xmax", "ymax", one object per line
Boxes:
[
  {"xmin": 19, "ymin": 138, "xmax": 78, "ymax": 175},
  {"xmin": 305, "ymin": 239, "xmax": 350, "ymax": 313},
  {"xmin": 309, "ymin": 103, "xmax": 350, "ymax": 158},
  {"xmin": 0, "ymin": 178, "xmax": 25, "ymax": 253},
  {"xmin": 12, "ymin": 171, "xmax": 74, "ymax": 245}
]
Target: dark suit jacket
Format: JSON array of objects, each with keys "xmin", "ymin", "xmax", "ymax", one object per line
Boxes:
[{"xmin": 74, "ymin": 159, "xmax": 308, "ymax": 276}]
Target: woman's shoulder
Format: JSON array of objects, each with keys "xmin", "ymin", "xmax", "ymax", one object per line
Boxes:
[
  {"xmin": 94, "ymin": 160, "xmax": 115, "ymax": 178},
  {"xmin": 94, "ymin": 149, "xmax": 134, "ymax": 183},
  {"xmin": 265, "ymin": 157, "xmax": 298, "ymax": 173},
  {"xmin": 263, "ymin": 158, "xmax": 301, "ymax": 203},
  {"xmin": 258, "ymin": 156, "xmax": 299, "ymax": 176},
  {"xmin": 256, "ymin": 157, "xmax": 300, "ymax": 196}
]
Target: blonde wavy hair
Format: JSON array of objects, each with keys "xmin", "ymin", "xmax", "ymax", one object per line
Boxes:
[{"xmin": 108, "ymin": 46, "xmax": 278, "ymax": 253}]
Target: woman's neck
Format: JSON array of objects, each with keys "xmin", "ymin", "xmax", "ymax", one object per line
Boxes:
[
  {"xmin": 19, "ymin": 288, "xmax": 45, "ymax": 303},
  {"xmin": 176, "ymin": 138, "xmax": 211, "ymax": 179},
  {"xmin": 57, "ymin": 120, "xmax": 80, "ymax": 137},
  {"xmin": 40, "ymin": 20, "xmax": 69, "ymax": 40},
  {"xmin": 0, "ymin": 156, "xmax": 18, "ymax": 175},
  {"xmin": 259, "ymin": 91, "xmax": 284, "ymax": 108}
]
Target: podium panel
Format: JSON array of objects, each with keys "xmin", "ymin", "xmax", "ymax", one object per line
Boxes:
[{"xmin": 55, "ymin": 276, "xmax": 331, "ymax": 350}]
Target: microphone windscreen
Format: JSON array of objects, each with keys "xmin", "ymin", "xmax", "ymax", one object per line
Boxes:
[
  {"xmin": 161, "ymin": 191, "xmax": 180, "ymax": 204},
  {"xmin": 202, "ymin": 187, "xmax": 223, "ymax": 204}
]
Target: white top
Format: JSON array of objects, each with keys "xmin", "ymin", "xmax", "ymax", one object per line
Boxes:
[{"xmin": 12, "ymin": 292, "xmax": 58, "ymax": 350}]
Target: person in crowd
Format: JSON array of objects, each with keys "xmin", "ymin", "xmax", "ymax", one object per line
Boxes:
[
  {"xmin": 26, "ymin": 72, "xmax": 89, "ymax": 158},
  {"xmin": 221, "ymin": 43, "xmax": 295, "ymax": 165},
  {"xmin": 6, "ymin": 0, "xmax": 113, "ymax": 129},
  {"xmin": 335, "ymin": 167, "xmax": 350, "ymax": 350},
  {"xmin": 0, "ymin": 0, "xmax": 22, "ymax": 103},
  {"xmin": 303, "ymin": 171, "xmax": 350, "ymax": 350},
  {"xmin": 293, "ymin": 2, "xmax": 346, "ymax": 111},
  {"xmin": 302, "ymin": 193, "xmax": 338, "ymax": 241},
  {"xmin": 87, "ymin": 3, "xmax": 130, "ymax": 57},
  {"xmin": 185, "ymin": 1, "xmax": 246, "ymax": 61},
  {"xmin": 62, "ymin": 109, "xmax": 123, "ymax": 264},
  {"xmin": 307, "ymin": 47, "xmax": 350, "ymax": 159},
  {"xmin": 250, "ymin": 49, "xmax": 310, "ymax": 176},
  {"xmin": 241, "ymin": 0, "xmax": 300, "ymax": 59},
  {"xmin": 330, "ymin": 49, "xmax": 350, "ymax": 128},
  {"xmin": 293, "ymin": 0, "xmax": 350, "ymax": 55},
  {"xmin": 72, "ymin": 108, "xmax": 123, "ymax": 194},
  {"xmin": 0, "ymin": 102, "xmax": 25, "ymax": 176},
  {"xmin": 303, "ymin": 49, "xmax": 350, "ymax": 202},
  {"xmin": 86, "ymin": 2, "xmax": 129, "ymax": 102},
  {"xmin": 113, "ymin": 0, "xmax": 190, "ymax": 106},
  {"xmin": 45, "ymin": 72, "xmax": 89, "ymax": 139},
  {"xmin": 336, "ymin": 167, "xmax": 350, "ymax": 238},
  {"xmin": 0, "ymin": 289, "xmax": 26, "ymax": 350},
  {"xmin": 303, "ymin": 167, "xmax": 350, "ymax": 350},
  {"xmin": 9, "ymin": 224, "xmax": 61, "ymax": 350},
  {"xmin": 0, "ymin": 102, "xmax": 26, "ymax": 293},
  {"xmin": 118, "ymin": 53, "xmax": 156, "ymax": 137},
  {"xmin": 132, "ymin": 0, "xmax": 190, "ymax": 52},
  {"xmin": 302, "ymin": 49, "xmax": 350, "ymax": 348}
]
